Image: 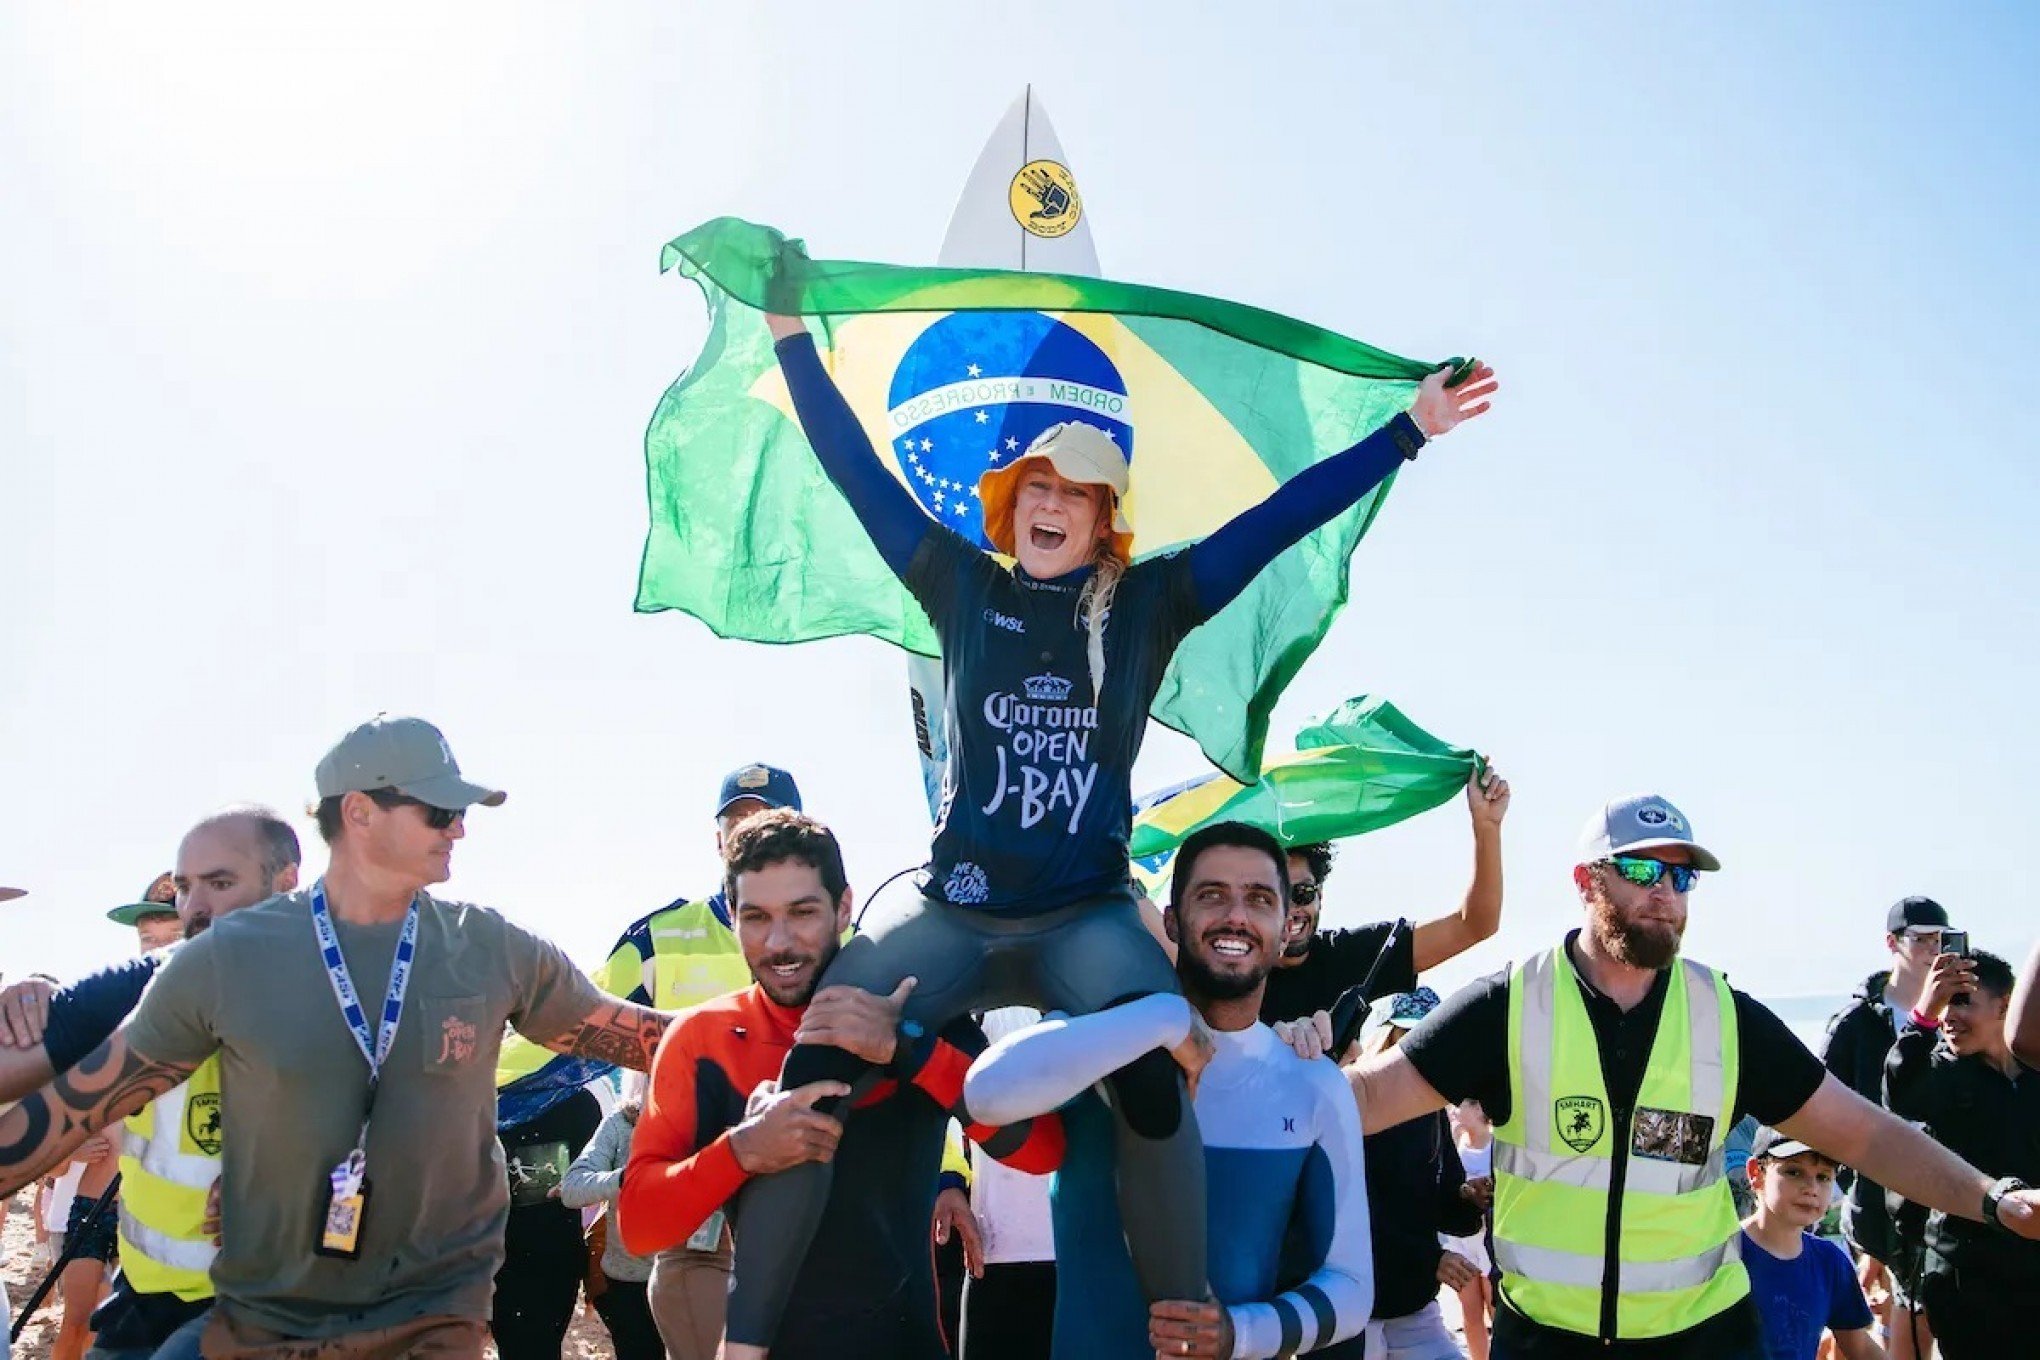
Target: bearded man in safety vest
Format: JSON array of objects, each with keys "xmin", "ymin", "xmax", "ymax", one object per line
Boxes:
[{"xmin": 1346, "ymin": 792, "xmax": 2040, "ymax": 1360}]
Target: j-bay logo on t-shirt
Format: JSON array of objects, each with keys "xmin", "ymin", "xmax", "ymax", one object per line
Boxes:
[
  {"xmin": 186, "ymin": 1092, "xmax": 223, "ymax": 1156},
  {"xmin": 885, "ymin": 313, "xmax": 1132, "ymax": 542},
  {"xmin": 980, "ymin": 676, "xmax": 1099, "ymax": 834}
]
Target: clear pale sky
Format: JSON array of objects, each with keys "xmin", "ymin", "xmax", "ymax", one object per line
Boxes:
[{"xmin": 4, "ymin": 3, "xmax": 2034, "ymax": 1006}]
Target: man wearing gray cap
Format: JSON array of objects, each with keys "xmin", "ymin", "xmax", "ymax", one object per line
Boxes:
[
  {"xmin": 0, "ymin": 715, "xmax": 674, "ymax": 1360},
  {"xmin": 1346, "ymin": 792, "xmax": 2040, "ymax": 1359}
]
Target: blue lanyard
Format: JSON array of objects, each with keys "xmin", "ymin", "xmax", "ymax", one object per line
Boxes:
[{"xmin": 310, "ymin": 882, "xmax": 419, "ymax": 1095}]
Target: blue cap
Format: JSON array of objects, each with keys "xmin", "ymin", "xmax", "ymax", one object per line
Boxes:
[{"xmin": 715, "ymin": 764, "xmax": 803, "ymax": 819}]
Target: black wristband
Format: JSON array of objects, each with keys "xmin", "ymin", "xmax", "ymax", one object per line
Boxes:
[
  {"xmin": 1390, "ymin": 411, "xmax": 1427, "ymax": 462},
  {"xmin": 1984, "ymin": 1176, "xmax": 2030, "ymax": 1234}
]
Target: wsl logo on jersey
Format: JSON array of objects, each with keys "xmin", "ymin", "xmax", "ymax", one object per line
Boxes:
[{"xmin": 885, "ymin": 312, "xmax": 1133, "ymax": 548}]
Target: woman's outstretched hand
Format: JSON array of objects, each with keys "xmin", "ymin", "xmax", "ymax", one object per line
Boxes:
[
  {"xmin": 1411, "ymin": 361, "xmax": 1498, "ymax": 438},
  {"xmin": 765, "ymin": 313, "xmax": 809, "ymax": 343}
]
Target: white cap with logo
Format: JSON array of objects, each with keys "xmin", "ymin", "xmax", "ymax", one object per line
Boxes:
[{"xmin": 1577, "ymin": 793, "xmax": 1720, "ymax": 872}]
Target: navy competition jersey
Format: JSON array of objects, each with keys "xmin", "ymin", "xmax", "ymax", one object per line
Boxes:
[
  {"xmin": 44, "ymin": 952, "xmax": 164, "ymax": 1071},
  {"xmin": 967, "ymin": 998, "xmax": 1374, "ymax": 1359},
  {"xmin": 774, "ymin": 332, "xmax": 1421, "ymax": 916},
  {"xmin": 906, "ymin": 528, "xmax": 1202, "ymax": 912}
]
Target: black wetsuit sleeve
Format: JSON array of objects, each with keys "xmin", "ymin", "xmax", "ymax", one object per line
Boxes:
[
  {"xmin": 1731, "ymin": 990, "xmax": 1828, "ymax": 1127},
  {"xmin": 44, "ymin": 955, "xmax": 160, "ymax": 1072},
  {"xmin": 774, "ymin": 332, "xmax": 932, "ymax": 577},
  {"xmin": 1186, "ymin": 412, "xmax": 1424, "ymax": 617},
  {"xmin": 1399, "ymin": 971, "xmax": 1513, "ymax": 1123}
]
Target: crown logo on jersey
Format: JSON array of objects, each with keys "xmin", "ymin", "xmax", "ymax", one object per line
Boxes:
[{"xmin": 1024, "ymin": 673, "xmax": 1074, "ymax": 702}]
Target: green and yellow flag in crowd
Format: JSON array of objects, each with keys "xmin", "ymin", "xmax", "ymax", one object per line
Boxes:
[
  {"xmin": 1131, "ymin": 695, "xmax": 1480, "ymax": 893},
  {"xmin": 637, "ymin": 218, "xmax": 1456, "ymax": 781}
]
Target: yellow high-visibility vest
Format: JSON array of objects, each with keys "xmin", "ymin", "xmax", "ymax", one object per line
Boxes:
[
  {"xmin": 118, "ymin": 1055, "xmax": 222, "ymax": 1301},
  {"xmin": 634, "ymin": 899, "xmax": 753, "ymax": 1012},
  {"xmin": 1491, "ymin": 945, "xmax": 1747, "ymax": 1341},
  {"xmin": 495, "ymin": 897, "xmax": 753, "ymax": 1092}
]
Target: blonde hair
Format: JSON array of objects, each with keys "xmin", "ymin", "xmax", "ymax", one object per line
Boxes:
[{"xmin": 1076, "ymin": 536, "xmax": 1129, "ymax": 700}]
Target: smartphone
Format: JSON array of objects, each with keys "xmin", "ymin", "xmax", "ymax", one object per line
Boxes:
[{"xmin": 1942, "ymin": 929, "xmax": 1970, "ymax": 958}]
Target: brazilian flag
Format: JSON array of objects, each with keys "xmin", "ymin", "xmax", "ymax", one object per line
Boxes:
[
  {"xmin": 1130, "ymin": 696, "xmax": 1480, "ymax": 896},
  {"xmin": 638, "ymin": 218, "xmax": 1456, "ymax": 781}
]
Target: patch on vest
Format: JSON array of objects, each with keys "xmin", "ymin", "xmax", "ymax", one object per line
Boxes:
[
  {"xmin": 1554, "ymin": 1095, "xmax": 1606, "ymax": 1153},
  {"xmin": 186, "ymin": 1091, "xmax": 223, "ymax": 1155},
  {"xmin": 1632, "ymin": 1107, "xmax": 1714, "ymax": 1165}
]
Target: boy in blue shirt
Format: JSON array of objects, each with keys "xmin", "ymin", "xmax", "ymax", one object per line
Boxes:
[{"xmin": 1740, "ymin": 1129, "xmax": 1885, "ymax": 1360}]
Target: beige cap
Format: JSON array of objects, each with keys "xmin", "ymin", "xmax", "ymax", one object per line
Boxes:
[
  {"xmin": 314, "ymin": 715, "xmax": 506, "ymax": 812},
  {"xmin": 978, "ymin": 421, "xmax": 1134, "ymax": 559}
]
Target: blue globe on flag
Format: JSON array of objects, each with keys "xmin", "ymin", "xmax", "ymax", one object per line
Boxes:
[{"xmin": 884, "ymin": 313, "xmax": 1133, "ymax": 550}]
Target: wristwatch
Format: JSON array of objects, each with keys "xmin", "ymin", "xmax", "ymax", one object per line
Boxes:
[{"xmin": 1983, "ymin": 1176, "xmax": 2030, "ymax": 1233}]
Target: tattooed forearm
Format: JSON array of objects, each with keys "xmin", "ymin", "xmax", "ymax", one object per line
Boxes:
[
  {"xmin": 0, "ymin": 1030, "xmax": 195, "ymax": 1196},
  {"xmin": 547, "ymin": 1000, "xmax": 671, "ymax": 1072}
]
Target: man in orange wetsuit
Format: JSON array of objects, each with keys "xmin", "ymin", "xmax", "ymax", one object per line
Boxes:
[{"xmin": 620, "ymin": 809, "xmax": 1063, "ymax": 1360}]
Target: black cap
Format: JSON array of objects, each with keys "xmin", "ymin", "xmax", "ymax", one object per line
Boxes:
[
  {"xmin": 1886, "ymin": 896, "xmax": 1950, "ymax": 935},
  {"xmin": 1750, "ymin": 1127, "xmax": 1837, "ymax": 1166}
]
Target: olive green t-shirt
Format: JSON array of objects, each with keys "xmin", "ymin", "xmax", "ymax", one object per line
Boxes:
[{"xmin": 124, "ymin": 887, "xmax": 601, "ymax": 1337}]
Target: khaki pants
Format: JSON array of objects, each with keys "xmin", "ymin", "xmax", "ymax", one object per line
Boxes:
[
  {"xmin": 648, "ymin": 1235, "xmax": 732, "ymax": 1360},
  {"xmin": 200, "ymin": 1309, "xmax": 486, "ymax": 1360}
]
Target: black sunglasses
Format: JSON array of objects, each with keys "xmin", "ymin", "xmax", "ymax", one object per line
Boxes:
[
  {"xmin": 366, "ymin": 788, "xmax": 463, "ymax": 830},
  {"xmin": 1289, "ymin": 881, "xmax": 1322, "ymax": 906}
]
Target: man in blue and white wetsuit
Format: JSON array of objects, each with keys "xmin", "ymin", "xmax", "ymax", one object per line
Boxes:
[{"xmin": 965, "ymin": 821, "xmax": 1373, "ymax": 1359}]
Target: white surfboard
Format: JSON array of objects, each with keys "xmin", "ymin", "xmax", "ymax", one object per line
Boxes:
[{"xmin": 905, "ymin": 87, "xmax": 1104, "ymax": 819}]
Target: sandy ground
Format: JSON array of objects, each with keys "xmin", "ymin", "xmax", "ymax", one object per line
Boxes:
[
  {"xmin": 4, "ymin": 1191, "xmax": 1479, "ymax": 1360},
  {"xmin": 1, "ymin": 1193, "xmax": 616, "ymax": 1360},
  {"xmin": 5, "ymin": 1191, "xmax": 64, "ymax": 1360}
]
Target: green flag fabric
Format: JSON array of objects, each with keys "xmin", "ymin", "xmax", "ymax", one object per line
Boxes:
[
  {"xmin": 638, "ymin": 217, "xmax": 1451, "ymax": 780},
  {"xmin": 1128, "ymin": 695, "xmax": 1480, "ymax": 893}
]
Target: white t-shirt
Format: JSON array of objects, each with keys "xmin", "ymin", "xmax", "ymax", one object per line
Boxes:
[
  {"xmin": 969, "ymin": 1007, "xmax": 1057, "ymax": 1264},
  {"xmin": 44, "ymin": 1162, "xmax": 84, "ymax": 1232}
]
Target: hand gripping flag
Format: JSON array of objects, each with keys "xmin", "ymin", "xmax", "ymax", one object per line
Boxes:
[
  {"xmin": 1130, "ymin": 695, "xmax": 1480, "ymax": 893},
  {"xmin": 637, "ymin": 218, "xmax": 1456, "ymax": 781}
]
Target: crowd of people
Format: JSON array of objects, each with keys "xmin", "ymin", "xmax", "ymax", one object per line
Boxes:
[{"xmin": 1, "ymin": 328, "xmax": 2035, "ymax": 1360}]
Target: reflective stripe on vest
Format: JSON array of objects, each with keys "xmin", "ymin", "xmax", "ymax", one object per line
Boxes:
[
  {"xmin": 1491, "ymin": 946, "xmax": 1746, "ymax": 1340},
  {"xmin": 118, "ymin": 1057, "xmax": 221, "ymax": 1301},
  {"xmin": 646, "ymin": 900, "xmax": 754, "ymax": 1012}
]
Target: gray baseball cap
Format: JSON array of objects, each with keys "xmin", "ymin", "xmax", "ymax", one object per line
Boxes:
[
  {"xmin": 314, "ymin": 715, "xmax": 506, "ymax": 811},
  {"xmin": 1577, "ymin": 793, "xmax": 1720, "ymax": 872},
  {"xmin": 0, "ymin": 885, "xmax": 24, "ymax": 904}
]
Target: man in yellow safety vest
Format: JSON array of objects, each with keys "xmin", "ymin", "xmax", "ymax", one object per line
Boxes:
[
  {"xmin": 85, "ymin": 809, "xmax": 300, "ymax": 1360},
  {"xmin": 597, "ymin": 763, "xmax": 803, "ymax": 1016},
  {"xmin": 1346, "ymin": 792, "xmax": 2040, "ymax": 1359}
]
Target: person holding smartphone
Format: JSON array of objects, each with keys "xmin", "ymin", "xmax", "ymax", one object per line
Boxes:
[{"xmin": 1884, "ymin": 946, "xmax": 2039, "ymax": 1357}]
